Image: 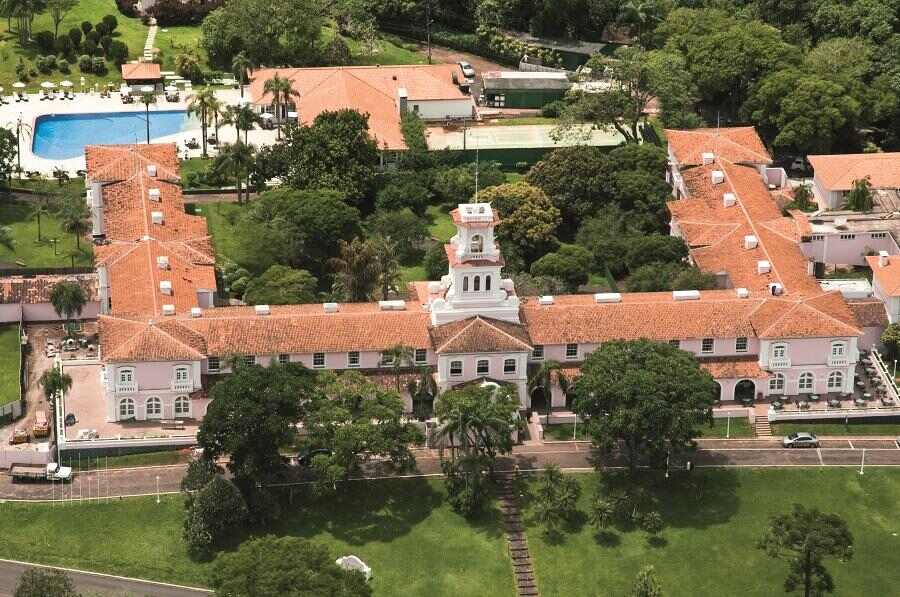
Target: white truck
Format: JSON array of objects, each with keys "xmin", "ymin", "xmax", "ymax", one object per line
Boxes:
[{"xmin": 9, "ymin": 462, "xmax": 72, "ymax": 482}]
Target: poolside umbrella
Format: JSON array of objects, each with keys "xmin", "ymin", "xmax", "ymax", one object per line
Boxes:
[
  {"xmin": 12, "ymin": 82, "xmax": 25, "ymax": 88},
  {"xmin": 140, "ymin": 85, "xmax": 155, "ymax": 94},
  {"xmin": 164, "ymin": 85, "xmax": 178, "ymax": 92},
  {"xmin": 40, "ymin": 81, "xmax": 55, "ymax": 89},
  {"xmin": 60, "ymin": 80, "xmax": 73, "ymax": 88}
]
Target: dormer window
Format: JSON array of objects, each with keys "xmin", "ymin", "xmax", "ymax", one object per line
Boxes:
[{"xmin": 470, "ymin": 234, "xmax": 484, "ymax": 253}]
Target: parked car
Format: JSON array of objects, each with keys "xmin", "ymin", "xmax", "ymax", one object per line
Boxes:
[
  {"xmin": 783, "ymin": 432, "xmax": 819, "ymax": 448},
  {"xmin": 458, "ymin": 61, "xmax": 476, "ymax": 80},
  {"xmin": 790, "ymin": 157, "xmax": 809, "ymax": 173}
]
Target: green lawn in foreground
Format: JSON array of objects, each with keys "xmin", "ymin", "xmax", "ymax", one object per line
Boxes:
[
  {"xmin": 773, "ymin": 418, "xmax": 900, "ymax": 437},
  {"xmin": 699, "ymin": 416, "xmax": 754, "ymax": 438},
  {"xmin": 60, "ymin": 449, "xmax": 191, "ymax": 470},
  {"xmin": 526, "ymin": 469, "xmax": 900, "ymax": 597},
  {"xmin": 0, "ymin": 478, "xmax": 514, "ymax": 596},
  {"xmin": 0, "ymin": 201, "xmax": 92, "ymax": 268},
  {"xmin": 0, "ymin": 0, "xmax": 148, "ymax": 89},
  {"xmin": 0, "ymin": 325, "xmax": 21, "ymax": 407}
]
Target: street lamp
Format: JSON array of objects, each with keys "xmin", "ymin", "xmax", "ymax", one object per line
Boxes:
[{"xmin": 156, "ymin": 475, "xmax": 160, "ymax": 503}]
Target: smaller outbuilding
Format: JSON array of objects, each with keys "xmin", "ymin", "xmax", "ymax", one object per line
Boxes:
[
  {"xmin": 481, "ymin": 71, "xmax": 571, "ymax": 109},
  {"xmin": 121, "ymin": 62, "xmax": 162, "ymax": 89}
]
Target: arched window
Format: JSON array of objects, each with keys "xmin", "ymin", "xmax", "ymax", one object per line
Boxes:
[
  {"xmin": 827, "ymin": 371, "xmax": 844, "ymax": 390},
  {"xmin": 485, "ymin": 275, "xmax": 491, "ymax": 291},
  {"xmin": 174, "ymin": 396, "xmax": 191, "ymax": 417},
  {"xmin": 798, "ymin": 372, "xmax": 814, "ymax": 392},
  {"xmin": 474, "ymin": 276, "xmax": 481, "ymax": 291},
  {"xmin": 145, "ymin": 396, "xmax": 162, "ymax": 418},
  {"xmin": 119, "ymin": 398, "xmax": 135, "ymax": 419},
  {"xmin": 470, "ymin": 234, "xmax": 483, "ymax": 253},
  {"xmin": 769, "ymin": 372, "xmax": 785, "ymax": 392},
  {"xmin": 463, "ymin": 276, "xmax": 469, "ymax": 292}
]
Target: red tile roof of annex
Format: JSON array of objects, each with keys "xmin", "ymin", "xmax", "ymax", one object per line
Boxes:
[{"xmin": 665, "ymin": 127, "xmax": 772, "ymax": 167}]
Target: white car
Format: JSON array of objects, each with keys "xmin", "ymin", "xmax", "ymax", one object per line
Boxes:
[
  {"xmin": 458, "ymin": 61, "xmax": 476, "ymax": 80},
  {"xmin": 783, "ymin": 432, "xmax": 819, "ymax": 448}
]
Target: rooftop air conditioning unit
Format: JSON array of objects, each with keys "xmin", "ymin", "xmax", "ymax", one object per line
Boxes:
[
  {"xmin": 157, "ymin": 255, "xmax": 169, "ymax": 269},
  {"xmin": 757, "ymin": 260, "xmax": 771, "ymax": 274},
  {"xmin": 323, "ymin": 302, "xmax": 339, "ymax": 313},
  {"xmin": 255, "ymin": 304, "xmax": 270, "ymax": 316},
  {"xmin": 769, "ymin": 282, "xmax": 783, "ymax": 296},
  {"xmin": 147, "ymin": 165, "xmax": 157, "ymax": 177},
  {"xmin": 378, "ymin": 300, "xmax": 406, "ymax": 311},
  {"xmin": 701, "ymin": 152, "xmax": 715, "ymax": 165},
  {"xmin": 161, "ymin": 304, "xmax": 175, "ymax": 316},
  {"xmin": 538, "ymin": 295, "xmax": 554, "ymax": 305},
  {"xmin": 736, "ymin": 287, "xmax": 750, "ymax": 298},
  {"xmin": 190, "ymin": 307, "xmax": 202, "ymax": 318},
  {"xmin": 151, "ymin": 211, "xmax": 164, "ymax": 225},
  {"xmin": 879, "ymin": 250, "xmax": 890, "ymax": 267},
  {"xmin": 148, "ymin": 188, "xmax": 160, "ymax": 202},
  {"xmin": 723, "ymin": 193, "xmax": 736, "ymax": 208},
  {"xmin": 673, "ymin": 290, "xmax": 701, "ymax": 301},
  {"xmin": 744, "ymin": 235, "xmax": 758, "ymax": 250},
  {"xmin": 594, "ymin": 292, "xmax": 622, "ymax": 303},
  {"xmin": 159, "ymin": 280, "xmax": 172, "ymax": 295},
  {"xmin": 711, "ymin": 170, "xmax": 725, "ymax": 185}
]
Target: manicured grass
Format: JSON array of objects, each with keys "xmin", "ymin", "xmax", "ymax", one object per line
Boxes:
[
  {"xmin": 0, "ymin": 201, "xmax": 92, "ymax": 268},
  {"xmin": 699, "ymin": 417, "xmax": 754, "ymax": 438},
  {"xmin": 193, "ymin": 200, "xmax": 243, "ymax": 264},
  {"xmin": 400, "ymin": 264, "xmax": 427, "ymax": 285},
  {"xmin": 155, "ymin": 25, "xmax": 208, "ymax": 74},
  {"xmin": 543, "ymin": 423, "xmax": 590, "ymax": 442},
  {"xmin": 61, "ymin": 449, "xmax": 191, "ymax": 470},
  {"xmin": 0, "ymin": 0, "xmax": 149, "ymax": 89},
  {"xmin": 0, "ymin": 478, "xmax": 515, "ymax": 596},
  {"xmin": 5, "ymin": 177, "xmax": 86, "ymax": 197},
  {"xmin": 525, "ymin": 469, "xmax": 900, "ymax": 597},
  {"xmin": 426, "ymin": 204, "xmax": 455, "ymax": 242},
  {"xmin": 0, "ymin": 325, "xmax": 21, "ymax": 407},
  {"xmin": 773, "ymin": 418, "xmax": 900, "ymax": 437}
]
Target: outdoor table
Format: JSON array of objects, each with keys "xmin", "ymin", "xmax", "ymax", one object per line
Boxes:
[
  {"xmin": 828, "ymin": 399, "xmax": 842, "ymax": 408},
  {"xmin": 809, "ymin": 394, "xmax": 820, "ymax": 402},
  {"xmin": 855, "ymin": 398, "xmax": 867, "ymax": 407},
  {"xmin": 798, "ymin": 400, "xmax": 809, "ymax": 410},
  {"xmin": 856, "ymin": 381, "xmax": 866, "ymax": 388},
  {"xmin": 772, "ymin": 400, "xmax": 783, "ymax": 410},
  {"xmin": 863, "ymin": 392, "xmax": 872, "ymax": 400}
]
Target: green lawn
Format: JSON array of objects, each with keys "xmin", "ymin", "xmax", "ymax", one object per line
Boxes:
[
  {"xmin": 426, "ymin": 204, "xmax": 455, "ymax": 242},
  {"xmin": 773, "ymin": 418, "xmax": 900, "ymax": 437},
  {"xmin": 192, "ymin": 200, "xmax": 243, "ymax": 264},
  {"xmin": 400, "ymin": 264, "xmax": 427, "ymax": 285},
  {"xmin": 0, "ymin": 0, "xmax": 149, "ymax": 89},
  {"xmin": 0, "ymin": 479, "xmax": 514, "ymax": 596},
  {"xmin": 155, "ymin": 25, "xmax": 208, "ymax": 74},
  {"xmin": 0, "ymin": 201, "xmax": 92, "ymax": 268},
  {"xmin": 0, "ymin": 325, "xmax": 21, "ymax": 407},
  {"xmin": 348, "ymin": 32, "xmax": 427, "ymax": 66},
  {"xmin": 699, "ymin": 417, "xmax": 754, "ymax": 438},
  {"xmin": 525, "ymin": 469, "xmax": 900, "ymax": 597},
  {"xmin": 543, "ymin": 423, "xmax": 589, "ymax": 441},
  {"xmin": 61, "ymin": 449, "xmax": 192, "ymax": 470}
]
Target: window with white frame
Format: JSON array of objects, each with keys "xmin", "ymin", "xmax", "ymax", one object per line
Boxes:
[
  {"xmin": 701, "ymin": 338, "xmax": 714, "ymax": 353},
  {"xmin": 827, "ymin": 371, "xmax": 844, "ymax": 390},
  {"xmin": 174, "ymin": 395, "xmax": 190, "ymax": 416},
  {"xmin": 871, "ymin": 232, "xmax": 887, "ymax": 239},
  {"xmin": 839, "ymin": 233, "xmax": 856, "ymax": 240},
  {"xmin": 174, "ymin": 366, "xmax": 189, "ymax": 382},
  {"xmin": 477, "ymin": 359, "xmax": 489, "ymax": 376},
  {"xmin": 769, "ymin": 372, "xmax": 785, "ymax": 392},
  {"xmin": 380, "ymin": 352, "xmax": 396, "ymax": 366},
  {"xmin": 450, "ymin": 360, "xmax": 463, "ymax": 377},
  {"xmin": 243, "ymin": 355, "xmax": 256, "ymax": 366},
  {"xmin": 532, "ymin": 345, "xmax": 544, "ymax": 360},
  {"xmin": 207, "ymin": 357, "xmax": 220, "ymax": 372},
  {"xmin": 463, "ymin": 277, "xmax": 469, "ymax": 291},
  {"xmin": 347, "ymin": 351, "xmax": 360, "ymax": 368},
  {"xmin": 313, "ymin": 353, "xmax": 326, "ymax": 368},
  {"xmin": 474, "ymin": 276, "xmax": 481, "ymax": 291},
  {"xmin": 414, "ymin": 348, "xmax": 427, "ymax": 364},
  {"xmin": 145, "ymin": 396, "xmax": 162, "ymax": 418},
  {"xmin": 772, "ymin": 343, "xmax": 787, "ymax": 359},
  {"xmin": 118, "ymin": 368, "xmax": 134, "ymax": 384},
  {"xmin": 798, "ymin": 372, "xmax": 814, "ymax": 392},
  {"xmin": 278, "ymin": 354, "xmax": 290, "ymax": 365},
  {"xmin": 485, "ymin": 275, "xmax": 491, "ymax": 291},
  {"xmin": 810, "ymin": 234, "xmax": 825, "ymax": 241},
  {"xmin": 504, "ymin": 358, "xmax": 516, "ymax": 374},
  {"xmin": 831, "ymin": 342, "xmax": 846, "ymax": 357},
  {"xmin": 565, "ymin": 344, "xmax": 578, "ymax": 360},
  {"xmin": 735, "ymin": 337, "xmax": 748, "ymax": 352},
  {"xmin": 119, "ymin": 397, "xmax": 135, "ymax": 418}
]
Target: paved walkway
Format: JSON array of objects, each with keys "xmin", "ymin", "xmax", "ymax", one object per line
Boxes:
[
  {"xmin": 143, "ymin": 25, "xmax": 159, "ymax": 62},
  {"xmin": 498, "ymin": 472, "xmax": 538, "ymax": 596}
]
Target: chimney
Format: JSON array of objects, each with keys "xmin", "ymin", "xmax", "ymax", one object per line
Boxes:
[
  {"xmin": 735, "ymin": 287, "xmax": 749, "ymax": 298},
  {"xmin": 160, "ymin": 280, "xmax": 172, "ymax": 295},
  {"xmin": 701, "ymin": 152, "xmax": 714, "ymax": 165},
  {"xmin": 157, "ymin": 255, "xmax": 169, "ymax": 269},
  {"xmin": 378, "ymin": 300, "xmax": 406, "ymax": 311},
  {"xmin": 594, "ymin": 292, "xmax": 622, "ymax": 303},
  {"xmin": 255, "ymin": 304, "xmax": 271, "ymax": 316},
  {"xmin": 538, "ymin": 295, "xmax": 554, "ymax": 305},
  {"xmin": 161, "ymin": 304, "xmax": 175, "ymax": 316},
  {"xmin": 769, "ymin": 282, "xmax": 783, "ymax": 296},
  {"xmin": 711, "ymin": 170, "xmax": 725, "ymax": 185},
  {"xmin": 147, "ymin": 164, "xmax": 157, "ymax": 177},
  {"xmin": 323, "ymin": 302, "xmax": 339, "ymax": 313},
  {"xmin": 757, "ymin": 260, "xmax": 771, "ymax": 274},
  {"xmin": 723, "ymin": 193, "xmax": 736, "ymax": 208},
  {"xmin": 151, "ymin": 211, "xmax": 164, "ymax": 225},
  {"xmin": 90, "ymin": 181, "xmax": 105, "ymax": 238},
  {"xmin": 879, "ymin": 250, "xmax": 890, "ymax": 267},
  {"xmin": 98, "ymin": 264, "xmax": 110, "ymax": 315},
  {"xmin": 148, "ymin": 188, "xmax": 160, "ymax": 202},
  {"xmin": 398, "ymin": 87, "xmax": 408, "ymax": 114},
  {"xmin": 190, "ymin": 307, "xmax": 202, "ymax": 317},
  {"xmin": 744, "ymin": 235, "xmax": 758, "ymax": 250},
  {"xmin": 673, "ymin": 290, "xmax": 701, "ymax": 301}
]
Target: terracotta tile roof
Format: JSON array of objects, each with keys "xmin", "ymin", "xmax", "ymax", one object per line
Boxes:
[
  {"xmin": 698, "ymin": 356, "xmax": 770, "ymax": 380},
  {"xmin": 248, "ymin": 65, "xmax": 471, "ymax": 150},
  {"xmin": 808, "ymin": 153, "xmax": 900, "ymax": 191},
  {"xmin": 847, "ymin": 299, "xmax": 889, "ymax": 328},
  {"xmin": 867, "ymin": 255, "xmax": 900, "ymax": 294},
  {"xmin": 86, "ymin": 145, "xmax": 180, "ymax": 183},
  {"xmin": 0, "ymin": 274, "xmax": 98, "ymax": 304},
  {"xmin": 99, "ymin": 316, "xmax": 205, "ymax": 362},
  {"xmin": 121, "ymin": 62, "xmax": 161, "ymax": 81},
  {"xmin": 665, "ymin": 127, "xmax": 771, "ymax": 167},
  {"xmin": 429, "ymin": 316, "xmax": 531, "ymax": 353}
]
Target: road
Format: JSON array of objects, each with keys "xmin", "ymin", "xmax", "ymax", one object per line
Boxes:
[{"xmin": 0, "ymin": 558, "xmax": 209, "ymax": 596}]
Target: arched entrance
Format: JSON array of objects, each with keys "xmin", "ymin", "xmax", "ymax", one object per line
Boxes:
[
  {"xmin": 712, "ymin": 381, "xmax": 722, "ymax": 404},
  {"xmin": 734, "ymin": 379, "xmax": 755, "ymax": 404},
  {"xmin": 530, "ymin": 386, "xmax": 548, "ymax": 414}
]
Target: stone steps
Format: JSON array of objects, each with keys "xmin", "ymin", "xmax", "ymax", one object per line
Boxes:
[
  {"xmin": 754, "ymin": 415, "xmax": 772, "ymax": 438},
  {"xmin": 497, "ymin": 473, "xmax": 540, "ymax": 597}
]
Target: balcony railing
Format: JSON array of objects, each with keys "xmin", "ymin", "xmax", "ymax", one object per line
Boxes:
[
  {"xmin": 115, "ymin": 382, "xmax": 137, "ymax": 393},
  {"xmin": 171, "ymin": 380, "xmax": 193, "ymax": 392},
  {"xmin": 769, "ymin": 357, "xmax": 791, "ymax": 369},
  {"xmin": 828, "ymin": 357, "xmax": 850, "ymax": 367}
]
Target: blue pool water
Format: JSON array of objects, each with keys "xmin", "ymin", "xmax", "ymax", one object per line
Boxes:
[{"xmin": 32, "ymin": 111, "xmax": 195, "ymax": 160}]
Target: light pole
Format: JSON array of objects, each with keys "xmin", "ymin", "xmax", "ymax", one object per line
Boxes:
[
  {"xmin": 859, "ymin": 448, "xmax": 865, "ymax": 476},
  {"xmin": 156, "ymin": 475, "xmax": 160, "ymax": 503}
]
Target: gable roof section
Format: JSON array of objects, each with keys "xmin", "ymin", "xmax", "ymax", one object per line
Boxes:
[
  {"xmin": 665, "ymin": 127, "xmax": 771, "ymax": 167},
  {"xmin": 430, "ymin": 316, "xmax": 532, "ymax": 353},
  {"xmin": 808, "ymin": 152, "xmax": 900, "ymax": 191},
  {"xmin": 99, "ymin": 316, "xmax": 204, "ymax": 362}
]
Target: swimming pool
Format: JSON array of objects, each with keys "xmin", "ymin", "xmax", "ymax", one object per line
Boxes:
[{"xmin": 32, "ymin": 111, "xmax": 197, "ymax": 160}]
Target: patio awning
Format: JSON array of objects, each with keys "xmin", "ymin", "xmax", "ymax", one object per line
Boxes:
[{"xmin": 698, "ymin": 357, "xmax": 770, "ymax": 380}]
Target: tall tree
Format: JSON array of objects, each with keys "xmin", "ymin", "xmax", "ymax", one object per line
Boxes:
[
  {"xmin": 478, "ymin": 181, "xmax": 561, "ymax": 267},
  {"xmin": 533, "ymin": 464, "xmax": 581, "ymax": 537},
  {"xmin": 28, "ymin": 199, "xmax": 49, "ymax": 242},
  {"xmin": 58, "ymin": 196, "xmax": 90, "ymax": 249},
  {"xmin": 844, "ymin": 176, "xmax": 874, "ymax": 212},
  {"xmin": 49, "ymin": 281, "xmax": 87, "ymax": 322},
  {"xmin": 186, "ymin": 87, "xmax": 219, "ymax": 158},
  {"xmin": 231, "ymin": 51, "xmax": 254, "ymax": 98},
  {"xmin": 222, "ymin": 104, "xmax": 258, "ymax": 144},
  {"xmin": 329, "ymin": 237, "xmax": 380, "ymax": 302},
  {"xmin": 243, "ymin": 265, "xmax": 317, "ymax": 305},
  {"xmin": 38, "ymin": 366, "xmax": 72, "ymax": 402},
  {"xmin": 0, "ymin": 127, "xmax": 16, "ymax": 184},
  {"xmin": 759, "ymin": 504, "xmax": 853, "ymax": 597},
  {"xmin": 382, "ymin": 344, "xmax": 414, "ymax": 393},
  {"xmin": 573, "ymin": 339, "xmax": 717, "ymax": 473},
  {"xmin": 434, "ymin": 385, "xmax": 519, "ymax": 472},
  {"xmin": 45, "ymin": 0, "xmax": 74, "ymax": 38},
  {"xmin": 372, "ymin": 235, "xmax": 402, "ymax": 300},
  {"xmin": 213, "ymin": 141, "xmax": 255, "ymax": 204},
  {"xmin": 263, "ymin": 73, "xmax": 301, "ymax": 140}
]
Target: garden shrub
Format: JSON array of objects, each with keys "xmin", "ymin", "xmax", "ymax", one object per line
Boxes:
[
  {"xmin": 107, "ymin": 40, "xmax": 128, "ymax": 65},
  {"xmin": 148, "ymin": 0, "xmax": 223, "ymax": 26},
  {"xmin": 100, "ymin": 35, "xmax": 112, "ymax": 54},
  {"xmin": 541, "ymin": 100, "xmax": 566, "ymax": 118},
  {"xmin": 91, "ymin": 57, "xmax": 108, "ymax": 75},
  {"xmin": 57, "ymin": 59, "xmax": 70, "ymax": 74},
  {"xmin": 102, "ymin": 14, "xmax": 118, "ymax": 32},
  {"xmin": 81, "ymin": 21, "xmax": 93, "ymax": 35},
  {"xmin": 55, "ymin": 35, "xmax": 73, "ymax": 57},
  {"xmin": 81, "ymin": 39, "xmax": 98, "ymax": 56},
  {"xmin": 68, "ymin": 27, "xmax": 82, "ymax": 46},
  {"xmin": 78, "ymin": 54, "xmax": 93, "ymax": 73},
  {"xmin": 33, "ymin": 31, "xmax": 55, "ymax": 54}
]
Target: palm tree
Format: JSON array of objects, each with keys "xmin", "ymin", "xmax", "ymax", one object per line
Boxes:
[
  {"xmin": 28, "ymin": 199, "xmax": 50, "ymax": 242},
  {"xmin": 213, "ymin": 141, "xmax": 255, "ymax": 204},
  {"xmin": 527, "ymin": 360, "xmax": 569, "ymax": 412},
  {"xmin": 59, "ymin": 196, "xmax": 90, "ymax": 249},
  {"xmin": 208, "ymin": 95, "xmax": 224, "ymax": 145},
  {"xmin": 50, "ymin": 280, "xmax": 87, "ymax": 322},
  {"xmin": 329, "ymin": 237, "xmax": 380, "ymax": 301},
  {"xmin": 222, "ymin": 104, "xmax": 259, "ymax": 144},
  {"xmin": 0, "ymin": 226, "xmax": 15, "ymax": 251},
  {"xmin": 383, "ymin": 344, "xmax": 414, "ymax": 393},
  {"xmin": 407, "ymin": 366, "xmax": 438, "ymax": 419},
  {"xmin": 617, "ymin": 0, "xmax": 662, "ymax": 47},
  {"xmin": 139, "ymin": 91, "xmax": 156, "ymax": 144},
  {"xmin": 39, "ymin": 366, "xmax": 72, "ymax": 402},
  {"xmin": 231, "ymin": 51, "xmax": 254, "ymax": 98},
  {"xmin": 373, "ymin": 236, "xmax": 402, "ymax": 300},
  {"xmin": 263, "ymin": 73, "xmax": 301, "ymax": 140},
  {"xmin": 186, "ymin": 87, "xmax": 219, "ymax": 158},
  {"xmin": 844, "ymin": 176, "xmax": 874, "ymax": 212},
  {"xmin": 6, "ymin": 115, "xmax": 32, "ymax": 178}
]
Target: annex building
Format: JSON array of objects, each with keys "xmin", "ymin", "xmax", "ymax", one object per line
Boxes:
[{"xmin": 81, "ymin": 130, "xmax": 878, "ymax": 432}]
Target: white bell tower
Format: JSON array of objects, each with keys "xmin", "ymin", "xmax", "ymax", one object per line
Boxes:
[{"xmin": 427, "ymin": 203, "xmax": 520, "ymax": 325}]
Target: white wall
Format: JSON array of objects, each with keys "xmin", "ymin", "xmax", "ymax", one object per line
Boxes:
[{"xmin": 409, "ymin": 98, "xmax": 474, "ymax": 120}]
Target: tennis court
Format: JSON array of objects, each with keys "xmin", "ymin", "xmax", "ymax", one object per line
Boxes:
[{"xmin": 425, "ymin": 123, "xmax": 627, "ymax": 150}]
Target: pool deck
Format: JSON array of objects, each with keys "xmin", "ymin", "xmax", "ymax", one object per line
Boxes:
[{"xmin": 0, "ymin": 88, "xmax": 279, "ymax": 175}]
